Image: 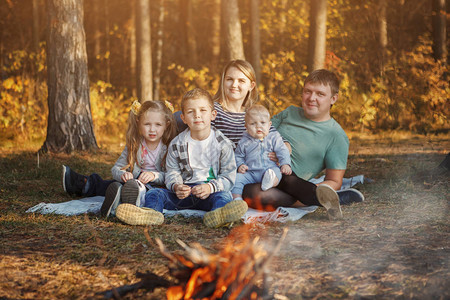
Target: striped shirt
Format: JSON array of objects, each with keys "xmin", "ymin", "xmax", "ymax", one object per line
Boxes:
[
  {"xmin": 212, "ymin": 102, "xmax": 246, "ymax": 149},
  {"xmin": 211, "ymin": 102, "xmax": 282, "ymax": 149}
]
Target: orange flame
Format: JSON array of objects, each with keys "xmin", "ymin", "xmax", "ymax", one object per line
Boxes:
[{"xmin": 163, "ymin": 225, "xmax": 282, "ymax": 300}]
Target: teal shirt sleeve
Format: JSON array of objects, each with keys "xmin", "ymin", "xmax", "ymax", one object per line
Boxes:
[
  {"xmin": 324, "ymin": 130, "xmax": 349, "ymax": 170},
  {"xmin": 271, "ymin": 108, "xmax": 286, "ymax": 129}
]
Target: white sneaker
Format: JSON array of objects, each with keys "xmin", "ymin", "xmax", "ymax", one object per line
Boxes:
[
  {"xmin": 316, "ymin": 184, "xmax": 343, "ymax": 220},
  {"xmin": 261, "ymin": 169, "xmax": 278, "ymax": 191}
]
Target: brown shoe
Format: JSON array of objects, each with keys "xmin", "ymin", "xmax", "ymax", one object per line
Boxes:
[
  {"xmin": 203, "ymin": 200, "xmax": 248, "ymax": 228},
  {"xmin": 115, "ymin": 203, "xmax": 164, "ymax": 225}
]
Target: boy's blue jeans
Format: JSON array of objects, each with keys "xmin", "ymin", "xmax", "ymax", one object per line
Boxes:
[{"xmin": 144, "ymin": 185, "xmax": 232, "ymax": 213}]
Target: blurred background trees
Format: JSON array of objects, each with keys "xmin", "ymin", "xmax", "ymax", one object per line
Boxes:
[{"xmin": 0, "ymin": 0, "xmax": 448, "ymax": 151}]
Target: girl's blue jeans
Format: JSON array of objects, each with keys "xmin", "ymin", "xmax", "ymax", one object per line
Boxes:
[{"xmin": 144, "ymin": 185, "xmax": 232, "ymax": 213}]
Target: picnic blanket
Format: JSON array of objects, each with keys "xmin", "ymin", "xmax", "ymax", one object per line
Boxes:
[{"xmin": 26, "ymin": 175, "xmax": 366, "ymax": 223}]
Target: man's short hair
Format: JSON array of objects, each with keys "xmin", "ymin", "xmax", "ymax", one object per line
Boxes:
[{"xmin": 304, "ymin": 69, "xmax": 340, "ymax": 95}]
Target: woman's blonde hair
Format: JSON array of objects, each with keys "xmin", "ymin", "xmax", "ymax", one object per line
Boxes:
[
  {"xmin": 213, "ymin": 60, "xmax": 259, "ymax": 109},
  {"xmin": 125, "ymin": 100, "xmax": 177, "ymax": 172}
]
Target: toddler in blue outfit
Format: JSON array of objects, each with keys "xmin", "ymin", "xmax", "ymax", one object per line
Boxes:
[{"xmin": 232, "ymin": 104, "xmax": 292, "ymax": 201}]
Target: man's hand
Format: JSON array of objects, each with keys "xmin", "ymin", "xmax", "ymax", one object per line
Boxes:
[
  {"xmin": 121, "ymin": 172, "xmax": 134, "ymax": 182},
  {"xmin": 238, "ymin": 164, "xmax": 249, "ymax": 174},
  {"xmin": 137, "ymin": 171, "xmax": 155, "ymax": 184},
  {"xmin": 268, "ymin": 152, "xmax": 278, "ymax": 163},
  {"xmin": 174, "ymin": 184, "xmax": 191, "ymax": 199},
  {"xmin": 268, "ymin": 142, "xmax": 292, "ymax": 163},
  {"xmin": 281, "ymin": 164, "xmax": 292, "ymax": 175},
  {"xmin": 191, "ymin": 184, "xmax": 212, "ymax": 199}
]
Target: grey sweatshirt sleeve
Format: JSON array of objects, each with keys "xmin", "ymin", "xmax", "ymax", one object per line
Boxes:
[{"xmin": 111, "ymin": 147, "xmax": 129, "ymax": 182}]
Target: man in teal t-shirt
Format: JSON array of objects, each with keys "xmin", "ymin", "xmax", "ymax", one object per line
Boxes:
[{"xmin": 243, "ymin": 69, "xmax": 361, "ymax": 220}]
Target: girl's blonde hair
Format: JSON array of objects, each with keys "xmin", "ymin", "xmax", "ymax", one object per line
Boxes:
[
  {"xmin": 213, "ymin": 60, "xmax": 259, "ymax": 109},
  {"xmin": 125, "ymin": 100, "xmax": 177, "ymax": 172}
]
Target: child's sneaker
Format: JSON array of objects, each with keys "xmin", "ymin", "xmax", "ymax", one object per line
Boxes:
[
  {"xmin": 203, "ymin": 200, "xmax": 248, "ymax": 228},
  {"xmin": 100, "ymin": 182, "xmax": 122, "ymax": 217},
  {"xmin": 62, "ymin": 165, "xmax": 87, "ymax": 196},
  {"xmin": 115, "ymin": 203, "xmax": 164, "ymax": 225},
  {"xmin": 337, "ymin": 188, "xmax": 364, "ymax": 205},
  {"xmin": 121, "ymin": 180, "xmax": 146, "ymax": 206},
  {"xmin": 316, "ymin": 184, "xmax": 343, "ymax": 220},
  {"xmin": 261, "ymin": 169, "xmax": 278, "ymax": 191}
]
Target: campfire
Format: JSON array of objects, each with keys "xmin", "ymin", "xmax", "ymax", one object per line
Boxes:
[
  {"xmin": 158, "ymin": 226, "xmax": 288, "ymax": 300},
  {"xmin": 102, "ymin": 226, "xmax": 288, "ymax": 299}
]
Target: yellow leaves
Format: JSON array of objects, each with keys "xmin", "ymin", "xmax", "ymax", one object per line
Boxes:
[
  {"xmin": 274, "ymin": 72, "xmax": 284, "ymax": 81},
  {"xmin": 2, "ymin": 77, "xmax": 23, "ymax": 92},
  {"xmin": 371, "ymin": 92, "xmax": 382, "ymax": 102},
  {"xmin": 89, "ymin": 81, "xmax": 129, "ymax": 137},
  {"xmin": 2, "ymin": 78, "xmax": 15, "ymax": 90},
  {"xmin": 95, "ymin": 51, "xmax": 111, "ymax": 60}
]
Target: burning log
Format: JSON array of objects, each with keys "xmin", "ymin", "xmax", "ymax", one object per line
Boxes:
[{"xmin": 150, "ymin": 226, "xmax": 289, "ymax": 300}]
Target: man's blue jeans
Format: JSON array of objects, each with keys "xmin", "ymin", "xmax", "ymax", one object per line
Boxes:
[{"xmin": 144, "ymin": 185, "xmax": 232, "ymax": 213}]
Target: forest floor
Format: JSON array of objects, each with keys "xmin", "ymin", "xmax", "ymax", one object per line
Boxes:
[{"xmin": 0, "ymin": 132, "xmax": 449, "ymax": 299}]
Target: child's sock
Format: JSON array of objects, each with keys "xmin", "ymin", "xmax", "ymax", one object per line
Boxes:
[{"xmin": 261, "ymin": 169, "xmax": 278, "ymax": 191}]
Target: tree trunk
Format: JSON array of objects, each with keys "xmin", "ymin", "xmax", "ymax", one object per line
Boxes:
[
  {"xmin": 180, "ymin": 0, "xmax": 198, "ymax": 67},
  {"xmin": 136, "ymin": 0, "xmax": 153, "ymax": 101},
  {"xmin": 307, "ymin": 0, "xmax": 327, "ymax": 72},
  {"xmin": 211, "ymin": 0, "xmax": 221, "ymax": 68},
  {"xmin": 378, "ymin": 0, "xmax": 387, "ymax": 72},
  {"xmin": 249, "ymin": 0, "xmax": 261, "ymax": 83},
  {"xmin": 104, "ymin": 0, "xmax": 111, "ymax": 83},
  {"xmin": 222, "ymin": 0, "xmax": 245, "ymax": 60},
  {"xmin": 154, "ymin": 0, "xmax": 165, "ymax": 101},
  {"xmin": 279, "ymin": 0, "xmax": 288, "ymax": 48},
  {"xmin": 432, "ymin": 0, "xmax": 447, "ymax": 64},
  {"xmin": 130, "ymin": 0, "xmax": 137, "ymax": 97},
  {"xmin": 92, "ymin": 0, "xmax": 101, "ymax": 59},
  {"xmin": 43, "ymin": 0, "xmax": 98, "ymax": 153},
  {"xmin": 32, "ymin": 0, "xmax": 40, "ymax": 53}
]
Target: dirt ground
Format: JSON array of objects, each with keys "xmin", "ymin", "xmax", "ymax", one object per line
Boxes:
[{"xmin": 0, "ymin": 134, "xmax": 449, "ymax": 299}]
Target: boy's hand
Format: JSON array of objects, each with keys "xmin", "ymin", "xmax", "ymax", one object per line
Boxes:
[
  {"xmin": 121, "ymin": 172, "xmax": 134, "ymax": 182},
  {"xmin": 138, "ymin": 171, "xmax": 155, "ymax": 184},
  {"xmin": 174, "ymin": 184, "xmax": 191, "ymax": 199},
  {"xmin": 191, "ymin": 184, "xmax": 211, "ymax": 199},
  {"xmin": 238, "ymin": 164, "xmax": 249, "ymax": 174},
  {"xmin": 281, "ymin": 164, "xmax": 292, "ymax": 175}
]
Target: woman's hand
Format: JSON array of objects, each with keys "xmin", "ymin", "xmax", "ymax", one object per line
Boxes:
[
  {"xmin": 137, "ymin": 171, "xmax": 155, "ymax": 184},
  {"xmin": 121, "ymin": 172, "xmax": 134, "ymax": 182},
  {"xmin": 174, "ymin": 184, "xmax": 191, "ymax": 199}
]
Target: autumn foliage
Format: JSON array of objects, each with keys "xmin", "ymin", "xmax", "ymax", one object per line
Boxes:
[{"xmin": 0, "ymin": 0, "xmax": 448, "ymax": 145}]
